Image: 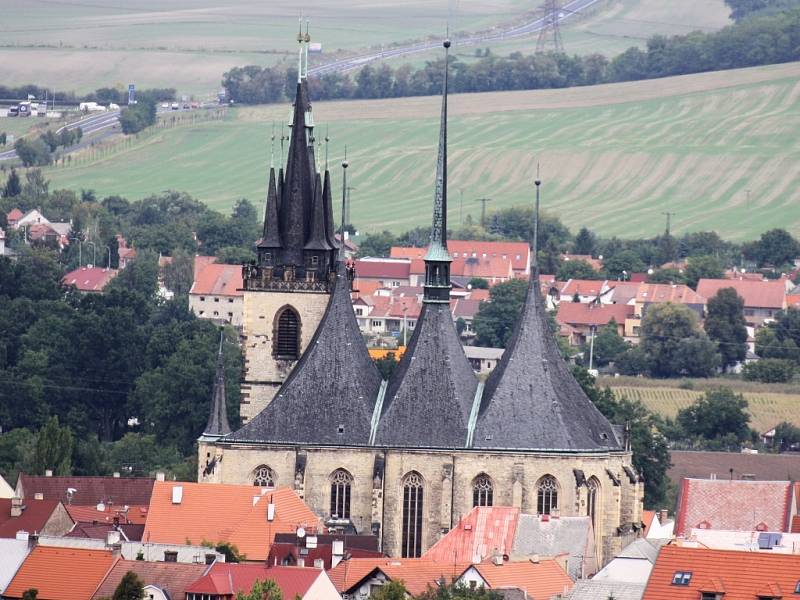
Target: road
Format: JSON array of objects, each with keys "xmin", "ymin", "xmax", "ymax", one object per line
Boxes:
[{"xmin": 309, "ymin": 0, "xmax": 602, "ymax": 76}]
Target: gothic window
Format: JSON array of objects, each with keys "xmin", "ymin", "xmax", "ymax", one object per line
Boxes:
[
  {"xmin": 274, "ymin": 307, "xmax": 300, "ymax": 359},
  {"xmin": 253, "ymin": 465, "xmax": 276, "ymax": 487},
  {"xmin": 536, "ymin": 475, "xmax": 559, "ymax": 515},
  {"xmin": 472, "ymin": 474, "xmax": 494, "ymax": 507},
  {"xmin": 330, "ymin": 469, "xmax": 353, "ymax": 519},
  {"xmin": 402, "ymin": 471, "xmax": 424, "ymax": 558},
  {"xmin": 587, "ymin": 477, "xmax": 600, "ymax": 528}
]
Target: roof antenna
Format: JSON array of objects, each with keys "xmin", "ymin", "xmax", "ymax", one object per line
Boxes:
[
  {"xmin": 533, "ymin": 163, "xmax": 541, "ymax": 269},
  {"xmin": 340, "ymin": 146, "xmax": 349, "ymax": 262}
]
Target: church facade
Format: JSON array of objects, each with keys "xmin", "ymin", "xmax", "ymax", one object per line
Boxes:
[{"xmin": 198, "ymin": 37, "xmax": 643, "ymax": 565}]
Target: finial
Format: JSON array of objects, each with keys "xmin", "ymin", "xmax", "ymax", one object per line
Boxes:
[
  {"xmin": 304, "ymin": 19, "xmax": 311, "ymax": 79},
  {"xmin": 533, "ymin": 163, "xmax": 541, "ymax": 268},
  {"xmin": 297, "ymin": 16, "xmax": 304, "ymax": 83},
  {"xmin": 340, "ymin": 145, "xmax": 349, "ymax": 261},
  {"xmin": 325, "ymin": 126, "xmax": 330, "ymax": 170}
]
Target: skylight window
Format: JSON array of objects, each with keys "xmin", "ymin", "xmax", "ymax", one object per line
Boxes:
[
  {"xmin": 672, "ymin": 572, "xmax": 692, "ymax": 585},
  {"xmin": 795, "ymin": 580, "xmax": 800, "ymax": 594}
]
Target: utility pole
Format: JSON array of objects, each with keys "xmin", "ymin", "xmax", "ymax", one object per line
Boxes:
[
  {"xmin": 536, "ymin": 0, "xmax": 565, "ymax": 54},
  {"xmin": 588, "ymin": 325, "xmax": 596, "ymax": 372},
  {"xmin": 477, "ymin": 198, "xmax": 492, "ymax": 228},
  {"xmin": 459, "ymin": 189, "xmax": 463, "ymax": 225},
  {"xmin": 661, "ymin": 211, "xmax": 676, "ymax": 236}
]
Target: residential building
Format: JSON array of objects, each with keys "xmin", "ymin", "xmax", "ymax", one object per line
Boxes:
[
  {"xmin": 0, "ymin": 474, "xmax": 15, "ymax": 498},
  {"xmin": 117, "ymin": 234, "xmax": 137, "ymax": 269},
  {"xmin": 674, "ymin": 478, "xmax": 795, "ymax": 536},
  {"xmin": 683, "ymin": 528, "xmax": 800, "ymax": 553},
  {"xmin": 457, "ymin": 559, "xmax": 573, "ymax": 598},
  {"xmin": 328, "ymin": 558, "xmax": 471, "ymax": 597},
  {"xmin": 4, "ymin": 546, "xmax": 116, "ymax": 600},
  {"xmin": 556, "ymin": 302, "xmax": 633, "ymax": 346},
  {"xmin": 668, "ymin": 450, "xmax": 800, "ymax": 487},
  {"xmin": 592, "ymin": 538, "xmax": 659, "ymax": 583},
  {"xmin": 510, "ymin": 514, "xmax": 597, "ymax": 580},
  {"xmin": 62, "ymin": 266, "xmax": 118, "ymax": 293},
  {"xmin": 354, "ymin": 258, "xmax": 412, "ymax": 288},
  {"xmin": 16, "ymin": 473, "xmax": 155, "ymax": 507},
  {"xmin": 142, "ymin": 481, "xmax": 320, "ymax": 561},
  {"xmin": 186, "ymin": 564, "xmax": 341, "ymax": 600},
  {"xmin": 621, "ymin": 283, "xmax": 706, "ymax": 338},
  {"xmin": 6, "ymin": 208, "xmax": 24, "ymax": 228},
  {"xmin": 561, "ymin": 254, "xmax": 603, "ymax": 272},
  {"xmin": 0, "ymin": 497, "xmax": 73, "ymax": 538},
  {"xmin": 568, "ymin": 580, "xmax": 645, "ymax": 600},
  {"xmin": 392, "ymin": 240, "xmax": 531, "ymax": 278},
  {"xmin": 642, "ymin": 510, "xmax": 674, "ymax": 540},
  {"xmin": 642, "ymin": 545, "xmax": 800, "ymax": 600},
  {"xmin": 268, "ymin": 533, "xmax": 383, "ymax": 569},
  {"xmin": 697, "ymin": 278, "xmax": 788, "ymax": 326},
  {"xmin": 34, "ymin": 534, "xmax": 225, "ymax": 563},
  {"xmin": 557, "ymin": 279, "xmax": 613, "ymax": 303},
  {"xmin": 93, "ymin": 560, "xmax": 208, "ymax": 600},
  {"xmin": 0, "ymin": 539, "xmax": 29, "ymax": 595},
  {"xmin": 463, "ymin": 346, "xmax": 504, "ymax": 374},
  {"xmin": 189, "ymin": 257, "xmax": 244, "ymax": 327}
]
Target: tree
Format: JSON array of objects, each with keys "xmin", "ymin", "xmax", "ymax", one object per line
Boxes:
[
  {"xmin": 557, "ymin": 260, "xmax": 602, "ymax": 281},
  {"xmin": 747, "ymin": 228, "xmax": 800, "ymax": 267},
  {"xmin": 14, "ymin": 138, "xmax": 52, "ymax": 167},
  {"xmin": 573, "ymin": 227, "xmax": 596, "ymax": 255},
  {"xmin": 119, "ymin": 100, "xmax": 157, "ymax": 135},
  {"xmin": 0, "ymin": 428, "xmax": 36, "ymax": 490},
  {"xmin": 357, "ymin": 231, "xmax": 397, "ymax": 257},
  {"xmin": 207, "ymin": 541, "xmax": 245, "ymax": 562},
  {"xmin": 34, "ymin": 416, "xmax": 73, "ymax": 476},
  {"xmin": 756, "ymin": 309, "xmax": 800, "ymax": 362},
  {"xmin": 603, "ymin": 250, "xmax": 645, "ymax": 280},
  {"xmin": 647, "ymin": 268, "xmax": 685, "ymax": 284},
  {"xmin": 235, "ymin": 579, "xmax": 283, "ymax": 600},
  {"xmin": 417, "ymin": 582, "xmax": 504, "ymax": 600},
  {"xmin": 372, "ymin": 581, "xmax": 409, "ymax": 600},
  {"xmin": 704, "ymin": 288, "xmax": 748, "ymax": 370},
  {"xmin": 771, "ymin": 421, "xmax": 800, "ymax": 452},
  {"xmin": 684, "ymin": 255, "xmax": 723, "ymax": 290},
  {"xmin": 23, "ymin": 169, "xmax": 50, "ymax": 203},
  {"xmin": 374, "ymin": 352, "xmax": 399, "ymax": 379},
  {"xmin": 21, "ymin": 590, "xmax": 38, "ymax": 600},
  {"xmin": 468, "ymin": 277, "xmax": 489, "ymax": 289},
  {"xmin": 473, "ymin": 278, "xmax": 528, "ymax": 347},
  {"xmin": 163, "ymin": 249, "xmax": 195, "ymax": 297},
  {"xmin": 616, "ymin": 346, "xmax": 650, "ymax": 375},
  {"xmin": 676, "ymin": 388, "xmax": 752, "ymax": 448},
  {"xmin": 742, "ymin": 358, "xmax": 795, "ymax": 382},
  {"xmin": 640, "ymin": 303, "xmax": 720, "ymax": 377},
  {"xmin": 585, "ymin": 320, "xmax": 629, "ymax": 367},
  {"xmin": 2, "ymin": 168, "xmax": 21, "ymax": 198},
  {"xmin": 112, "ymin": 571, "xmax": 145, "ymax": 600}
]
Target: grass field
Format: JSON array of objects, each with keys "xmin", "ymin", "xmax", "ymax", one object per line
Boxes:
[
  {"xmin": 40, "ymin": 62, "xmax": 800, "ymax": 240},
  {"xmin": 0, "ymin": 0, "xmax": 731, "ymax": 94}
]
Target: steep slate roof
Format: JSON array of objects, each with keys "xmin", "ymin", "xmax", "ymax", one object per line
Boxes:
[
  {"xmin": 569, "ymin": 580, "xmax": 645, "ymax": 600},
  {"xmin": 92, "ymin": 559, "xmax": 208, "ymax": 600},
  {"xmin": 696, "ymin": 278, "xmax": 786, "ymax": 309},
  {"xmin": 226, "ymin": 269, "xmax": 382, "ymax": 445},
  {"xmin": 511, "ymin": 514, "xmax": 596, "ymax": 580},
  {"xmin": 469, "ymin": 560, "xmax": 573, "ymax": 596},
  {"xmin": 203, "ymin": 334, "xmax": 232, "ymax": 438},
  {"xmin": 4, "ymin": 546, "xmax": 115, "ymax": 600},
  {"xmin": 474, "ymin": 275, "xmax": 620, "ymax": 451},
  {"xmin": 142, "ymin": 482, "xmax": 319, "ymax": 561},
  {"xmin": 643, "ymin": 545, "xmax": 800, "ymax": 600},
  {"xmin": 674, "ymin": 478, "xmax": 793, "ymax": 536},
  {"xmin": 0, "ymin": 498, "xmax": 63, "ymax": 538},
  {"xmin": 424, "ymin": 507, "xmax": 520, "ymax": 563},
  {"xmin": 187, "ymin": 564, "xmax": 325, "ymax": 598},
  {"xmin": 328, "ymin": 558, "xmax": 471, "ymax": 595},
  {"xmin": 376, "ymin": 302, "xmax": 478, "ymax": 448},
  {"xmin": 17, "ymin": 474, "xmax": 155, "ymax": 506},
  {"xmin": 259, "ymin": 166, "xmax": 282, "ymax": 248}
]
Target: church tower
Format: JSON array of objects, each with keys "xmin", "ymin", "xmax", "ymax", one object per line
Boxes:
[{"xmin": 239, "ymin": 30, "xmax": 338, "ymax": 422}]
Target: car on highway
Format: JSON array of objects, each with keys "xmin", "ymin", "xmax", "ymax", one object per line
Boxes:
[
  {"xmin": 191, "ymin": 101, "xmax": 199, "ymax": 109},
  {"xmin": 161, "ymin": 103, "xmax": 169, "ymax": 109},
  {"xmin": 7, "ymin": 106, "xmax": 19, "ymax": 117},
  {"xmin": 170, "ymin": 102, "xmax": 179, "ymax": 110}
]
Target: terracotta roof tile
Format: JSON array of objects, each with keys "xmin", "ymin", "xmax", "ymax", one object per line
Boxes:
[
  {"xmin": 636, "ymin": 283, "xmax": 705, "ymax": 305},
  {"xmin": 190, "ymin": 260, "xmax": 243, "ymax": 296},
  {"xmin": 559, "ymin": 279, "xmax": 607, "ymax": 297},
  {"xmin": 643, "ymin": 545, "xmax": 800, "ymax": 600},
  {"xmin": 92, "ymin": 559, "xmax": 208, "ymax": 599},
  {"xmin": 186, "ymin": 564, "xmax": 323, "ymax": 597},
  {"xmin": 4, "ymin": 546, "xmax": 115, "ymax": 600},
  {"xmin": 391, "ymin": 242, "xmax": 530, "ymax": 273},
  {"xmin": 65, "ymin": 504, "xmax": 148, "ymax": 525},
  {"xmin": 556, "ymin": 302, "xmax": 633, "ymax": 327},
  {"xmin": 328, "ymin": 558, "xmax": 471, "ymax": 596},
  {"xmin": 696, "ymin": 279, "xmax": 786, "ymax": 310},
  {"xmin": 7, "ymin": 208, "xmax": 24, "ymax": 221},
  {"xmin": 470, "ymin": 560, "xmax": 573, "ymax": 597},
  {"xmin": 642, "ymin": 510, "xmax": 656, "ymax": 536},
  {"xmin": 18, "ymin": 474, "xmax": 155, "ymax": 506},
  {"xmin": 142, "ymin": 482, "xmax": 320, "ymax": 561},
  {"xmin": 0, "ymin": 498, "xmax": 63, "ymax": 538},
  {"xmin": 424, "ymin": 507, "xmax": 519, "ymax": 563},
  {"xmin": 62, "ymin": 267, "xmax": 118, "ymax": 292},
  {"xmin": 354, "ymin": 260, "xmax": 411, "ymax": 280}
]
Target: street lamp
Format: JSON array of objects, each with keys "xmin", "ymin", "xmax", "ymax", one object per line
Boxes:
[
  {"xmin": 86, "ymin": 241, "xmax": 96, "ymax": 266},
  {"xmin": 402, "ymin": 305, "xmax": 409, "ymax": 347},
  {"xmin": 105, "ymin": 245, "xmax": 111, "ymax": 268}
]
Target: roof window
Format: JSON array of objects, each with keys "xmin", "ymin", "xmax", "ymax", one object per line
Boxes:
[
  {"xmin": 672, "ymin": 572, "xmax": 692, "ymax": 585},
  {"xmin": 795, "ymin": 580, "xmax": 800, "ymax": 594}
]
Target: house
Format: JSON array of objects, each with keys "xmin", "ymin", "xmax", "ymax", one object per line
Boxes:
[
  {"xmin": 6, "ymin": 208, "xmax": 24, "ymax": 228},
  {"xmin": 622, "ymin": 283, "xmax": 706, "ymax": 338},
  {"xmin": 185, "ymin": 563, "xmax": 341, "ymax": 600},
  {"xmin": 683, "ymin": 528, "xmax": 800, "ymax": 553},
  {"xmin": 62, "ymin": 266, "xmax": 119, "ymax": 293},
  {"xmin": 697, "ymin": 278, "xmax": 788, "ymax": 326},
  {"xmin": 510, "ymin": 514, "xmax": 597, "ymax": 581},
  {"xmin": 424, "ymin": 506, "xmax": 519, "ymax": 564},
  {"xmin": 0, "ymin": 538, "xmax": 30, "ymax": 595},
  {"xmin": 391, "ymin": 240, "xmax": 531, "ymax": 278},
  {"xmin": 27, "ymin": 222, "xmax": 69, "ymax": 249},
  {"xmin": 668, "ymin": 451, "xmax": 800, "ymax": 487},
  {"xmin": 450, "ymin": 297, "xmax": 482, "ymax": 336},
  {"xmin": 463, "ymin": 346, "xmax": 504, "ymax": 374},
  {"xmin": 456, "ymin": 559, "xmax": 574, "ymax": 598},
  {"xmin": 354, "ymin": 258, "xmax": 412, "ymax": 288},
  {"xmin": 674, "ymin": 478, "xmax": 795, "ymax": 536},
  {"xmin": 268, "ymin": 532, "xmax": 382, "ymax": 569},
  {"xmin": 117, "ymin": 234, "xmax": 137, "ymax": 269},
  {"xmin": 4, "ymin": 546, "xmax": 116, "ymax": 600},
  {"xmin": 642, "ymin": 545, "xmax": 800, "ymax": 600},
  {"xmin": 0, "ymin": 497, "xmax": 73, "ymax": 538},
  {"xmin": 643, "ymin": 509, "xmax": 674, "ymax": 540},
  {"xmin": 93, "ymin": 560, "xmax": 209, "ymax": 600},
  {"xmin": 67, "ymin": 521, "xmax": 145, "ymax": 541},
  {"xmin": 557, "ymin": 279, "xmax": 612, "ymax": 303},
  {"xmin": 556, "ymin": 302, "xmax": 633, "ymax": 346},
  {"xmin": 16, "ymin": 473, "xmax": 155, "ymax": 507},
  {"xmin": 142, "ymin": 481, "xmax": 320, "ymax": 561},
  {"xmin": 592, "ymin": 538, "xmax": 660, "ymax": 583},
  {"xmin": 64, "ymin": 502, "xmax": 149, "ymax": 526},
  {"xmin": 13, "ymin": 208, "xmax": 49, "ymax": 230},
  {"xmin": 189, "ymin": 257, "xmax": 244, "ymax": 327},
  {"xmin": 334, "ymin": 233, "xmax": 358, "ymax": 259},
  {"xmin": 328, "ymin": 558, "xmax": 471, "ymax": 597},
  {"xmin": 35, "ymin": 534, "xmax": 225, "ymax": 563},
  {"xmin": 561, "ymin": 254, "xmax": 603, "ymax": 272}
]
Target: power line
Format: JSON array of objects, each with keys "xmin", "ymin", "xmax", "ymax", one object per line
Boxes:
[{"xmin": 536, "ymin": 0, "xmax": 564, "ymax": 54}]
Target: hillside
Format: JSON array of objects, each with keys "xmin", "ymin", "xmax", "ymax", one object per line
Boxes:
[{"xmin": 40, "ymin": 62, "xmax": 800, "ymax": 240}]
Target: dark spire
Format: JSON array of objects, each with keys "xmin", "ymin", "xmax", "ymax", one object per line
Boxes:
[
  {"xmin": 305, "ymin": 172, "xmax": 333, "ymax": 250},
  {"xmin": 423, "ymin": 39, "xmax": 453, "ymax": 304},
  {"xmin": 340, "ymin": 149, "xmax": 349, "ymax": 262},
  {"xmin": 259, "ymin": 166, "xmax": 282, "ymax": 249},
  {"xmin": 322, "ymin": 168, "xmax": 338, "ymax": 250},
  {"xmin": 203, "ymin": 332, "xmax": 231, "ymax": 438}
]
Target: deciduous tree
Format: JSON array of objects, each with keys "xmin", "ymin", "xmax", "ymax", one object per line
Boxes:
[{"xmin": 704, "ymin": 288, "xmax": 748, "ymax": 369}]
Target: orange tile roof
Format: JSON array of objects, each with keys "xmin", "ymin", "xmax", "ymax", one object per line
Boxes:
[
  {"xmin": 391, "ymin": 242, "xmax": 530, "ymax": 273},
  {"xmin": 697, "ymin": 278, "xmax": 786, "ymax": 310},
  {"xmin": 66, "ymin": 504, "xmax": 149, "ymax": 525},
  {"xmin": 467, "ymin": 289, "xmax": 490, "ymax": 301},
  {"xmin": 424, "ymin": 507, "xmax": 519, "ymax": 563},
  {"xmin": 187, "ymin": 564, "xmax": 323, "ymax": 598},
  {"xmin": 142, "ymin": 482, "xmax": 320, "ymax": 561},
  {"xmin": 5, "ymin": 546, "xmax": 116, "ymax": 600},
  {"xmin": 190, "ymin": 260, "xmax": 243, "ymax": 297},
  {"xmin": 352, "ymin": 280, "xmax": 384, "ymax": 297},
  {"xmin": 470, "ymin": 560, "xmax": 573, "ymax": 597},
  {"xmin": 62, "ymin": 267, "xmax": 119, "ymax": 292},
  {"xmin": 7, "ymin": 208, "xmax": 24, "ymax": 222},
  {"xmin": 643, "ymin": 545, "xmax": 800, "ymax": 600},
  {"xmin": 369, "ymin": 347, "xmax": 406, "ymax": 360},
  {"xmin": 556, "ymin": 302, "xmax": 633, "ymax": 327},
  {"xmin": 636, "ymin": 283, "xmax": 705, "ymax": 305},
  {"xmin": 560, "ymin": 279, "xmax": 607, "ymax": 297},
  {"xmin": 642, "ymin": 510, "xmax": 656, "ymax": 537},
  {"xmin": 328, "ymin": 558, "xmax": 470, "ymax": 596}
]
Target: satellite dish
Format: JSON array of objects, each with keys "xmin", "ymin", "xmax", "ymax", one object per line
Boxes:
[
  {"xmin": 296, "ymin": 527, "xmax": 306, "ymax": 539},
  {"xmin": 96, "ymin": 502, "xmax": 106, "ymax": 512}
]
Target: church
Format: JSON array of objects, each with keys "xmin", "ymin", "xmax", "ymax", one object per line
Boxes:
[{"xmin": 198, "ymin": 36, "xmax": 643, "ymax": 564}]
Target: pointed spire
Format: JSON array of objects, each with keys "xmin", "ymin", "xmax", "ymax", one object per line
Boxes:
[
  {"xmin": 203, "ymin": 331, "xmax": 231, "ymax": 438},
  {"xmin": 270, "ymin": 122, "xmax": 275, "ymax": 169},
  {"xmin": 423, "ymin": 38, "xmax": 453, "ymax": 304},
  {"xmin": 259, "ymin": 165, "xmax": 281, "ymax": 248},
  {"xmin": 305, "ymin": 172, "xmax": 333, "ymax": 250},
  {"xmin": 323, "ymin": 167, "xmax": 338, "ymax": 250},
  {"xmin": 296, "ymin": 18, "xmax": 304, "ymax": 83},
  {"xmin": 340, "ymin": 148, "xmax": 349, "ymax": 261},
  {"xmin": 533, "ymin": 163, "xmax": 541, "ymax": 267}
]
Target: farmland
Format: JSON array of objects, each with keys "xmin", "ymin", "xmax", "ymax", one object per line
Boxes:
[
  {"xmin": 40, "ymin": 62, "xmax": 800, "ymax": 240},
  {"xmin": 0, "ymin": 0, "xmax": 731, "ymax": 94}
]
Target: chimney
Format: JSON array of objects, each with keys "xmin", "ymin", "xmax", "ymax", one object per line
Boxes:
[
  {"xmin": 156, "ymin": 472, "xmax": 166, "ymax": 482},
  {"xmin": 28, "ymin": 533, "xmax": 39, "ymax": 549},
  {"xmin": 314, "ymin": 558, "xmax": 324, "ymax": 569},
  {"xmin": 267, "ymin": 498, "xmax": 275, "ymax": 522},
  {"xmin": 530, "ymin": 554, "xmax": 540, "ymax": 564},
  {"xmin": 113, "ymin": 472, "xmax": 120, "ymax": 478},
  {"xmin": 34, "ymin": 493, "xmax": 44, "ymax": 500},
  {"xmin": 45, "ymin": 469, "xmax": 53, "ymax": 477},
  {"xmin": 11, "ymin": 497, "xmax": 23, "ymax": 517},
  {"xmin": 492, "ymin": 548, "xmax": 503, "ymax": 566},
  {"xmin": 659, "ymin": 509, "xmax": 669, "ymax": 524}
]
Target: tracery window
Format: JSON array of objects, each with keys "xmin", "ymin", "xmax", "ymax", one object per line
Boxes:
[
  {"xmin": 402, "ymin": 471, "xmax": 424, "ymax": 558},
  {"xmin": 253, "ymin": 465, "xmax": 276, "ymax": 487},
  {"xmin": 472, "ymin": 474, "xmax": 494, "ymax": 507},
  {"xmin": 274, "ymin": 307, "xmax": 300, "ymax": 359},
  {"xmin": 587, "ymin": 477, "xmax": 600, "ymax": 528},
  {"xmin": 330, "ymin": 469, "xmax": 353, "ymax": 519},
  {"xmin": 536, "ymin": 475, "xmax": 559, "ymax": 515}
]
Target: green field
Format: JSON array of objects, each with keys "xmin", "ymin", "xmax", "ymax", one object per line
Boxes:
[
  {"xmin": 0, "ymin": 0, "xmax": 731, "ymax": 94},
  {"xmin": 39, "ymin": 62, "xmax": 800, "ymax": 240}
]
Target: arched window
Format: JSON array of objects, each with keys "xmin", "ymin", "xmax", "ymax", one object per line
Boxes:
[
  {"xmin": 536, "ymin": 475, "xmax": 559, "ymax": 516},
  {"xmin": 253, "ymin": 465, "xmax": 276, "ymax": 487},
  {"xmin": 587, "ymin": 477, "xmax": 600, "ymax": 528},
  {"xmin": 330, "ymin": 469, "xmax": 353, "ymax": 519},
  {"xmin": 274, "ymin": 307, "xmax": 300, "ymax": 359},
  {"xmin": 402, "ymin": 471, "xmax": 424, "ymax": 558},
  {"xmin": 472, "ymin": 474, "xmax": 494, "ymax": 507}
]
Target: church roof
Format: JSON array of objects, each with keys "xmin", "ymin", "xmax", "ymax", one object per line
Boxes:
[
  {"xmin": 202, "ymin": 333, "xmax": 232, "ymax": 438},
  {"xmin": 473, "ymin": 273, "xmax": 620, "ymax": 452},
  {"xmin": 259, "ymin": 167, "xmax": 282, "ymax": 248},
  {"xmin": 304, "ymin": 172, "xmax": 333, "ymax": 251},
  {"xmin": 225, "ymin": 267, "xmax": 382, "ymax": 445}
]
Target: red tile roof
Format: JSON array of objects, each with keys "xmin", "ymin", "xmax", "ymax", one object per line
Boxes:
[
  {"xmin": 328, "ymin": 558, "xmax": 471, "ymax": 596},
  {"xmin": 190, "ymin": 259, "xmax": 243, "ymax": 296},
  {"xmin": 67, "ymin": 521, "xmax": 145, "ymax": 541},
  {"xmin": 559, "ymin": 279, "xmax": 607, "ymax": 297},
  {"xmin": 17, "ymin": 474, "xmax": 155, "ymax": 506},
  {"xmin": 636, "ymin": 283, "xmax": 705, "ymax": 305},
  {"xmin": 452, "ymin": 256, "xmax": 514, "ymax": 281},
  {"xmin": 186, "ymin": 564, "xmax": 322, "ymax": 598},
  {"xmin": 354, "ymin": 260, "xmax": 411, "ymax": 280},
  {"xmin": 467, "ymin": 289, "xmax": 490, "ymax": 302},
  {"xmin": 62, "ymin": 266, "xmax": 118, "ymax": 292},
  {"xmin": 7, "ymin": 208, "xmax": 24, "ymax": 222},
  {"xmin": 66, "ymin": 503, "xmax": 148, "ymax": 525},
  {"xmin": 561, "ymin": 254, "xmax": 603, "ymax": 271},
  {"xmin": 424, "ymin": 507, "xmax": 519, "ymax": 563},
  {"xmin": 4, "ymin": 546, "xmax": 116, "ymax": 600},
  {"xmin": 450, "ymin": 298, "xmax": 482, "ymax": 320},
  {"xmin": 142, "ymin": 482, "xmax": 320, "ymax": 561},
  {"xmin": 391, "ymin": 241, "xmax": 531, "ymax": 273},
  {"xmin": 93, "ymin": 559, "xmax": 208, "ymax": 600},
  {"xmin": 696, "ymin": 278, "xmax": 786, "ymax": 310},
  {"xmin": 469, "ymin": 560, "xmax": 573, "ymax": 597},
  {"xmin": 674, "ymin": 478, "xmax": 793, "ymax": 536},
  {"xmin": 0, "ymin": 498, "xmax": 63, "ymax": 538},
  {"xmin": 642, "ymin": 510, "xmax": 656, "ymax": 537},
  {"xmin": 556, "ymin": 302, "xmax": 633, "ymax": 327},
  {"xmin": 643, "ymin": 545, "xmax": 800, "ymax": 600}
]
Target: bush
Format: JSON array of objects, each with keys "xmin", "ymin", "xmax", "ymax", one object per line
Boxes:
[
  {"xmin": 742, "ymin": 358, "xmax": 795, "ymax": 383},
  {"xmin": 14, "ymin": 138, "xmax": 52, "ymax": 167}
]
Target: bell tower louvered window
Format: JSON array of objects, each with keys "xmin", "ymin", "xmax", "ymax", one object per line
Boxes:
[
  {"xmin": 274, "ymin": 307, "xmax": 300, "ymax": 359},
  {"xmin": 402, "ymin": 471, "xmax": 424, "ymax": 558}
]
